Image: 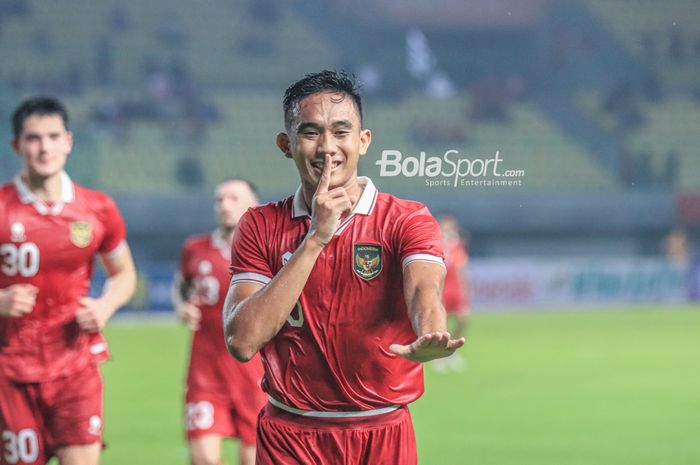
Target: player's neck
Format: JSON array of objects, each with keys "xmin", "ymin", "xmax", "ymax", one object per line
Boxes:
[
  {"xmin": 219, "ymin": 227, "xmax": 235, "ymax": 244},
  {"xmin": 22, "ymin": 170, "xmax": 64, "ymax": 203}
]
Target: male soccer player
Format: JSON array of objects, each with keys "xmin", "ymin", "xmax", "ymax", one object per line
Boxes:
[
  {"xmin": 223, "ymin": 70, "xmax": 465, "ymax": 464},
  {"xmin": 172, "ymin": 178, "xmax": 266, "ymax": 465},
  {"xmin": 0, "ymin": 97, "xmax": 136, "ymax": 465},
  {"xmin": 435, "ymin": 213, "xmax": 470, "ymax": 372},
  {"xmin": 439, "ymin": 213, "xmax": 470, "ymax": 340}
]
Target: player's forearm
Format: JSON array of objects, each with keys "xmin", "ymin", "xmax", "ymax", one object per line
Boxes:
[
  {"xmin": 0, "ymin": 288, "xmax": 12, "ymax": 317},
  {"xmin": 224, "ymin": 235, "xmax": 324, "ymax": 362},
  {"xmin": 408, "ymin": 287, "xmax": 448, "ymax": 336},
  {"xmin": 98, "ymin": 268, "xmax": 137, "ymax": 319},
  {"xmin": 403, "ymin": 262, "xmax": 448, "ymax": 336},
  {"xmin": 169, "ymin": 274, "xmax": 189, "ymax": 317}
]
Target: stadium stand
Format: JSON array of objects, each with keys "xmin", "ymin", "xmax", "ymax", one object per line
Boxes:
[
  {"xmin": 577, "ymin": 92, "xmax": 700, "ymax": 191},
  {"xmin": 582, "ymin": 0, "xmax": 700, "ymax": 91},
  {"xmin": 1, "ymin": 0, "xmax": 698, "ymax": 262}
]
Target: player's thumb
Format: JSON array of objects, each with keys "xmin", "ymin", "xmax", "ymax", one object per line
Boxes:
[
  {"xmin": 78, "ymin": 296, "xmax": 95, "ymax": 307},
  {"xmin": 389, "ymin": 344, "xmax": 409, "ymax": 356}
]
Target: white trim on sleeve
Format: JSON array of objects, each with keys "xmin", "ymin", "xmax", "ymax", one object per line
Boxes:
[
  {"xmin": 102, "ymin": 240, "xmax": 127, "ymax": 260},
  {"xmin": 230, "ymin": 272, "xmax": 271, "ymax": 285},
  {"xmin": 402, "ymin": 253, "xmax": 445, "ymax": 269}
]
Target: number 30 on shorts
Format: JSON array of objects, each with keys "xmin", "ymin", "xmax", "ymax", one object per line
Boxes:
[{"xmin": 2, "ymin": 429, "xmax": 39, "ymax": 464}]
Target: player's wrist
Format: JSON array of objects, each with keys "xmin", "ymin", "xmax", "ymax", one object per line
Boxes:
[
  {"xmin": 94, "ymin": 297, "xmax": 117, "ymax": 321},
  {"xmin": 173, "ymin": 304, "xmax": 186, "ymax": 320},
  {"xmin": 305, "ymin": 230, "xmax": 330, "ymax": 249}
]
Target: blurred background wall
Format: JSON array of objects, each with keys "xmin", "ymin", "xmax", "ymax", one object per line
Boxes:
[{"xmin": 1, "ymin": 0, "xmax": 698, "ymax": 309}]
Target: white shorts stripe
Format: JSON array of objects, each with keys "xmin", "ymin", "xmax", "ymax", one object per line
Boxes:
[{"xmin": 268, "ymin": 396, "xmax": 400, "ymax": 418}]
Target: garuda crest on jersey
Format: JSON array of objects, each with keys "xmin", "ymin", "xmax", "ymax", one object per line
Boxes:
[
  {"xmin": 69, "ymin": 221, "xmax": 92, "ymax": 248},
  {"xmin": 353, "ymin": 244, "xmax": 382, "ymax": 281}
]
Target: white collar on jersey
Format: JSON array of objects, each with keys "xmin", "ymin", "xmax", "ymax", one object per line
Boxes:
[
  {"xmin": 292, "ymin": 176, "xmax": 378, "ymax": 219},
  {"xmin": 13, "ymin": 171, "xmax": 75, "ymax": 216}
]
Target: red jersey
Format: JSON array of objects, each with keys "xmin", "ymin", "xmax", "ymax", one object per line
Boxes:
[
  {"xmin": 179, "ymin": 232, "xmax": 264, "ymax": 394},
  {"xmin": 0, "ymin": 173, "xmax": 126, "ymax": 382},
  {"xmin": 442, "ymin": 237, "xmax": 469, "ymax": 310},
  {"xmin": 230, "ymin": 178, "xmax": 444, "ymax": 411}
]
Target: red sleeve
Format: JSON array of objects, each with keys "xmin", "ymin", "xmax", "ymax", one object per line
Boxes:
[
  {"xmin": 229, "ymin": 208, "xmax": 273, "ymax": 285},
  {"xmin": 397, "ymin": 205, "xmax": 445, "ymax": 268},
  {"xmin": 98, "ymin": 195, "xmax": 127, "ymax": 257}
]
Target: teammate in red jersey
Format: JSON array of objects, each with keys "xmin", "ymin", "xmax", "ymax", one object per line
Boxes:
[
  {"xmin": 439, "ymin": 213, "xmax": 470, "ymax": 340},
  {"xmin": 0, "ymin": 97, "xmax": 136, "ymax": 465},
  {"xmin": 223, "ymin": 70, "xmax": 465, "ymax": 464},
  {"xmin": 172, "ymin": 178, "xmax": 266, "ymax": 465},
  {"xmin": 434, "ymin": 213, "xmax": 470, "ymax": 372}
]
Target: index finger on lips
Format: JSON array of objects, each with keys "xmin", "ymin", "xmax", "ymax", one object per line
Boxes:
[{"xmin": 316, "ymin": 154, "xmax": 332, "ymax": 194}]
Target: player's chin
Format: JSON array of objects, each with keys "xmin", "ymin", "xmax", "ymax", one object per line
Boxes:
[
  {"xmin": 31, "ymin": 166, "xmax": 61, "ymax": 178},
  {"xmin": 222, "ymin": 218, "xmax": 237, "ymax": 229}
]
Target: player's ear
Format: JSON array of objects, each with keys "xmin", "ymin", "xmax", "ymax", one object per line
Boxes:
[
  {"xmin": 359, "ymin": 128, "xmax": 372, "ymax": 156},
  {"xmin": 66, "ymin": 131, "xmax": 74, "ymax": 152},
  {"xmin": 276, "ymin": 132, "xmax": 293, "ymax": 159},
  {"xmin": 11, "ymin": 138, "xmax": 19, "ymax": 155}
]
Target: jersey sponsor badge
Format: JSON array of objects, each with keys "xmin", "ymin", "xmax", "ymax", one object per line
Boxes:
[
  {"xmin": 353, "ymin": 244, "xmax": 382, "ymax": 280},
  {"xmin": 69, "ymin": 221, "xmax": 92, "ymax": 248}
]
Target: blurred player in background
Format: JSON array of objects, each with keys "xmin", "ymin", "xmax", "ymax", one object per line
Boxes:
[
  {"xmin": 436, "ymin": 213, "xmax": 470, "ymax": 372},
  {"xmin": 0, "ymin": 97, "xmax": 136, "ymax": 465},
  {"xmin": 172, "ymin": 178, "xmax": 266, "ymax": 465},
  {"xmin": 223, "ymin": 70, "xmax": 464, "ymax": 464},
  {"xmin": 662, "ymin": 226, "xmax": 691, "ymax": 265}
]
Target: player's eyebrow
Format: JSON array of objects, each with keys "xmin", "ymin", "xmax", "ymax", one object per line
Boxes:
[
  {"xmin": 23, "ymin": 130, "xmax": 63, "ymax": 138},
  {"xmin": 331, "ymin": 120, "xmax": 353, "ymax": 129},
  {"xmin": 296, "ymin": 120, "xmax": 354, "ymax": 133},
  {"xmin": 296, "ymin": 122, "xmax": 323, "ymax": 133}
]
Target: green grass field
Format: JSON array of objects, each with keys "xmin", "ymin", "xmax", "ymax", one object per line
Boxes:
[{"xmin": 75, "ymin": 306, "xmax": 699, "ymax": 465}]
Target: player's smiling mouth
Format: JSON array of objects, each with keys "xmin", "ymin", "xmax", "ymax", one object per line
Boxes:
[{"xmin": 311, "ymin": 160, "xmax": 342, "ymax": 172}]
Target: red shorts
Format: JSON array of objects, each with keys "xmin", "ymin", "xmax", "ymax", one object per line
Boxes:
[
  {"xmin": 0, "ymin": 363, "xmax": 103, "ymax": 465},
  {"xmin": 184, "ymin": 386, "xmax": 264, "ymax": 445},
  {"xmin": 256, "ymin": 403, "xmax": 417, "ymax": 465}
]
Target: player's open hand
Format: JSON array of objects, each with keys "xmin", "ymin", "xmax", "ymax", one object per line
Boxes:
[
  {"xmin": 76, "ymin": 297, "xmax": 112, "ymax": 333},
  {"xmin": 308, "ymin": 154, "xmax": 358, "ymax": 246},
  {"xmin": 0, "ymin": 284, "xmax": 38, "ymax": 318},
  {"xmin": 177, "ymin": 301, "xmax": 202, "ymax": 331},
  {"xmin": 389, "ymin": 332, "xmax": 465, "ymax": 363}
]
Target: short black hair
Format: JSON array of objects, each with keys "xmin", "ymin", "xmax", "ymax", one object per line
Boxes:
[
  {"xmin": 12, "ymin": 96, "xmax": 70, "ymax": 139},
  {"xmin": 282, "ymin": 70, "xmax": 362, "ymax": 131}
]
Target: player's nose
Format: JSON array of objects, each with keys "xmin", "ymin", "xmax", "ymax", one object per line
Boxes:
[
  {"xmin": 316, "ymin": 133, "xmax": 337, "ymax": 156},
  {"xmin": 38, "ymin": 136, "xmax": 53, "ymax": 154}
]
